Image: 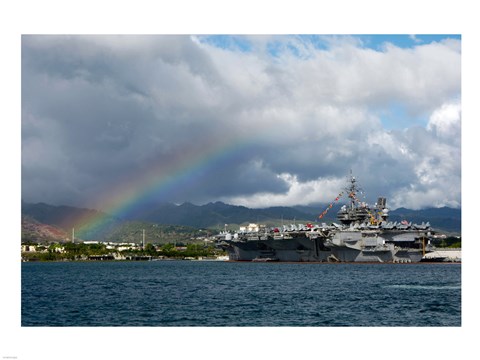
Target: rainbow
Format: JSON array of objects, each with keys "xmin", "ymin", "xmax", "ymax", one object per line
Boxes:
[{"xmin": 73, "ymin": 133, "xmax": 260, "ymax": 240}]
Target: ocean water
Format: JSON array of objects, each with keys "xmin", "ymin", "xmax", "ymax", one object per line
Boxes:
[{"xmin": 21, "ymin": 261, "xmax": 461, "ymax": 326}]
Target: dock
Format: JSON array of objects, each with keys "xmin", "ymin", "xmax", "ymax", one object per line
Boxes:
[{"xmin": 423, "ymin": 248, "xmax": 461, "ymax": 262}]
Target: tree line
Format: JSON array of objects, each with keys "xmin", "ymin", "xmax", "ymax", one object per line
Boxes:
[{"xmin": 21, "ymin": 242, "xmax": 226, "ymax": 261}]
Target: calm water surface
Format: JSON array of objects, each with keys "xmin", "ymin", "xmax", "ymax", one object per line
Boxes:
[{"xmin": 22, "ymin": 261, "xmax": 461, "ymax": 326}]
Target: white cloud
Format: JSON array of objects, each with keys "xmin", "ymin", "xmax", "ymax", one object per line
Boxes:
[
  {"xmin": 427, "ymin": 99, "xmax": 461, "ymax": 140},
  {"xmin": 22, "ymin": 35, "xmax": 461, "ymax": 210},
  {"xmin": 223, "ymin": 173, "xmax": 346, "ymax": 208},
  {"xmin": 386, "ymin": 100, "xmax": 461, "ymax": 209}
]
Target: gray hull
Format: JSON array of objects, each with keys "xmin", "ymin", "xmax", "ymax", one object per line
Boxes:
[
  {"xmin": 221, "ymin": 230, "xmax": 429, "ymax": 263},
  {"xmin": 328, "ymin": 247, "xmax": 424, "ymax": 263},
  {"xmin": 223, "ymin": 234, "xmax": 332, "ymax": 262},
  {"xmin": 325, "ymin": 229, "xmax": 430, "ymax": 263}
]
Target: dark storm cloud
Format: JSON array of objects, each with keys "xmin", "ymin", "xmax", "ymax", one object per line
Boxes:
[{"xmin": 22, "ymin": 35, "xmax": 461, "ymax": 209}]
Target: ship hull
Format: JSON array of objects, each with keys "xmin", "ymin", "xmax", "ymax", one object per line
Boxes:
[
  {"xmin": 223, "ymin": 243, "xmax": 425, "ymax": 263},
  {"xmin": 328, "ymin": 247, "xmax": 424, "ymax": 263},
  {"xmin": 220, "ymin": 230, "xmax": 429, "ymax": 263},
  {"xmin": 325, "ymin": 229, "xmax": 429, "ymax": 263},
  {"xmin": 221, "ymin": 234, "xmax": 332, "ymax": 262}
]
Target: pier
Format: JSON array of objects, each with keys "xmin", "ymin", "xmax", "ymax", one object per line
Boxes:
[{"xmin": 423, "ymin": 248, "xmax": 461, "ymax": 262}]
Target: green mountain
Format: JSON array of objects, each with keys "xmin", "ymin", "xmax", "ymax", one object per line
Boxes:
[
  {"xmin": 21, "ymin": 201, "xmax": 121, "ymax": 241},
  {"xmin": 388, "ymin": 207, "xmax": 461, "ymax": 233},
  {"xmin": 134, "ymin": 201, "xmax": 316, "ymax": 229},
  {"xmin": 102, "ymin": 221, "xmax": 203, "ymax": 244},
  {"xmin": 21, "ymin": 215, "xmax": 69, "ymax": 243},
  {"xmin": 21, "ymin": 201, "xmax": 113, "ymax": 229},
  {"xmin": 21, "ymin": 201, "xmax": 461, "ymax": 242}
]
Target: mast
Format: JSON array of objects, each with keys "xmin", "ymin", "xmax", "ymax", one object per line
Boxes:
[
  {"xmin": 336, "ymin": 171, "xmax": 370, "ymax": 225},
  {"xmin": 346, "ymin": 170, "xmax": 358, "ymax": 211}
]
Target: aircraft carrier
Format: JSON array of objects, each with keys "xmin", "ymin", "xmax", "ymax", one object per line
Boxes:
[{"xmin": 218, "ymin": 173, "xmax": 435, "ymax": 263}]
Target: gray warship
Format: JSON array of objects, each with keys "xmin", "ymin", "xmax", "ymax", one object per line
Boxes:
[{"xmin": 218, "ymin": 173, "xmax": 435, "ymax": 263}]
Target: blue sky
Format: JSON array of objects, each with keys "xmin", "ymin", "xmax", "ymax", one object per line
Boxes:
[
  {"xmin": 198, "ymin": 34, "xmax": 461, "ymax": 53},
  {"xmin": 356, "ymin": 34, "xmax": 461, "ymax": 50}
]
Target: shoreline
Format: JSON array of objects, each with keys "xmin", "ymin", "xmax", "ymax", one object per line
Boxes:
[{"xmin": 21, "ymin": 258, "xmax": 461, "ymax": 264}]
